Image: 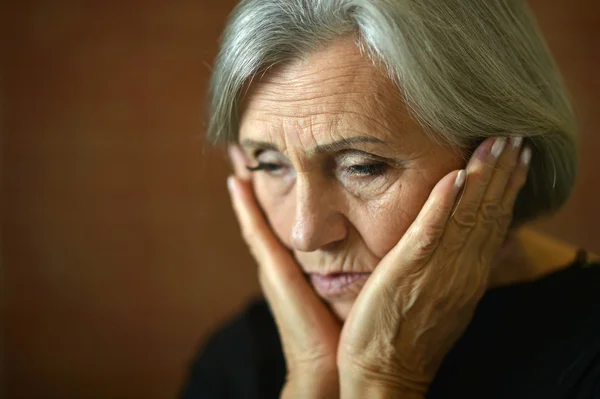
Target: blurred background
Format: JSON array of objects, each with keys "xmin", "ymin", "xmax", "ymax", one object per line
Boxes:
[{"xmin": 2, "ymin": 0, "xmax": 599, "ymax": 398}]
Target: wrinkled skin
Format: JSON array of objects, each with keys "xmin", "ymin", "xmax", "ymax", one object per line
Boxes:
[
  {"xmin": 227, "ymin": 38, "xmax": 531, "ymax": 397},
  {"xmin": 238, "ymin": 39, "xmax": 465, "ymax": 320}
]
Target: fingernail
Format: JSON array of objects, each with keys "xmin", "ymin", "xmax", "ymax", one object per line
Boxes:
[
  {"xmin": 455, "ymin": 169, "xmax": 466, "ymax": 189},
  {"xmin": 521, "ymin": 147, "xmax": 532, "ymax": 165},
  {"xmin": 491, "ymin": 137, "xmax": 506, "ymax": 159},
  {"xmin": 512, "ymin": 136, "xmax": 523, "ymax": 150}
]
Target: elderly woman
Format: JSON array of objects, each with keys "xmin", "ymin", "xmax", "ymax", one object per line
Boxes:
[{"xmin": 182, "ymin": 0, "xmax": 600, "ymax": 398}]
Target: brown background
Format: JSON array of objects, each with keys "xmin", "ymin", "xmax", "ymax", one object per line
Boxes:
[{"xmin": 2, "ymin": 1, "xmax": 599, "ymax": 398}]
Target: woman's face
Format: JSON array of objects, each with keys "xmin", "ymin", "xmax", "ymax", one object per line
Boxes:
[{"xmin": 239, "ymin": 39, "xmax": 465, "ymax": 320}]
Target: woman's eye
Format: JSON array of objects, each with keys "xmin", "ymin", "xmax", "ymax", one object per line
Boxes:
[
  {"xmin": 346, "ymin": 163, "xmax": 387, "ymax": 176},
  {"xmin": 246, "ymin": 162, "xmax": 283, "ymax": 173}
]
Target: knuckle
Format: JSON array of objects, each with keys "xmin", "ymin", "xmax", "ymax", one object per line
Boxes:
[
  {"xmin": 412, "ymin": 225, "xmax": 443, "ymax": 259},
  {"xmin": 479, "ymin": 201, "xmax": 504, "ymax": 223},
  {"xmin": 477, "ymin": 156, "xmax": 498, "ymax": 170},
  {"xmin": 452, "ymin": 203, "xmax": 478, "ymax": 229},
  {"xmin": 497, "ymin": 160, "xmax": 516, "ymax": 175},
  {"xmin": 478, "ymin": 202, "xmax": 513, "ymax": 237}
]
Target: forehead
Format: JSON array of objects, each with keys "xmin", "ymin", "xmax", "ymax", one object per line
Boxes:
[{"xmin": 238, "ymin": 39, "xmax": 417, "ymax": 149}]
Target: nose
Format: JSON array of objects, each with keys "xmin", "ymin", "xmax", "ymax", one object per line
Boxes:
[{"xmin": 290, "ymin": 175, "xmax": 347, "ymax": 252}]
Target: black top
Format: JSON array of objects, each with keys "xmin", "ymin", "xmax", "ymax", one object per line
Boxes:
[{"xmin": 181, "ymin": 251, "xmax": 600, "ymax": 399}]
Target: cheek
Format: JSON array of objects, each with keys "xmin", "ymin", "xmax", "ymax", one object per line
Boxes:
[
  {"xmin": 253, "ymin": 177, "xmax": 295, "ymax": 247},
  {"xmin": 352, "ymin": 178, "xmax": 434, "ymax": 257}
]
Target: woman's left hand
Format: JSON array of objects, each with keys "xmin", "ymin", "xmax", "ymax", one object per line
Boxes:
[{"xmin": 338, "ymin": 136, "xmax": 531, "ymax": 398}]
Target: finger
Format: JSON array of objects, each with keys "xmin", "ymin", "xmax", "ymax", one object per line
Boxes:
[
  {"xmin": 461, "ymin": 136, "xmax": 524, "ymax": 256},
  {"xmin": 462, "ymin": 138, "xmax": 529, "ymax": 267},
  {"xmin": 227, "ymin": 175, "xmax": 283, "ymax": 265},
  {"xmin": 442, "ymin": 137, "xmax": 506, "ymax": 241},
  {"xmin": 502, "ymin": 145, "xmax": 531, "ymax": 209},
  {"xmin": 481, "ymin": 136, "xmax": 523, "ymax": 206},
  {"xmin": 379, "ymin": 169, "xmax": 466, "ymax": 269},
  {"xmin": 228, "ymin": 144, "xmax": 252, "ymax": 181}
]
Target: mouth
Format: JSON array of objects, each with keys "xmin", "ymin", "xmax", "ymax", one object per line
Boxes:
[{"xmin": 307, "ymin": 272, "xmax": 371, "ymax": 299}]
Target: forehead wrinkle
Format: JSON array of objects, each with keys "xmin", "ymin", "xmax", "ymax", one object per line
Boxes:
[
  {"xmin": 339, "ymin": 109, "xmax": 399, "ymax": 140},
  {"xmin": 239, "ymin": 39, "xmax": 413, "ymax": 160},
  {"xmin": 248, "ymin": 83, "xmax": 402, "ymax": 147},
  {"xmin": 336, "ymin": 109, "xmax": 405, "ymax": 154},
  {"xmin": 245, "ymin": 88, "xmax": 371, "ymax": 116},
  {"xmin": 248, "ymin": 93, "xmax": 362, "ymax": 110},
  {"xmin": 293, "ymin": 113, "xmax": 321, "ymax": 169},
  {"xmin": 246, "ymin": 106, "xmax": 345, "ymax": 122},
  {"xmin": 261, "ymin": 53, "xmax": 369, "ymax": 86},
  {"xmin": 243, "ymin": 108, "xmax": 402, "ymax": 158},
  {"xmin": 247, "ymin": 90, "xmax": 397, "ymax": 140},
  {"xmin": 259, "ymin": 70, "xmax": 367, "ymax": 93},
  {"xmin": 252, "ymin": 61, "xmax": 375, "ymax": 110}
]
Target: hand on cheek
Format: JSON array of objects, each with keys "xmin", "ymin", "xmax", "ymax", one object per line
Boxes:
[
  {"xmin": 227, "ymin": 145, "xmax": 342, "ymax": 398},
  {"xmin": 337, "ymin": 137, "xmax": 531, "ymax": 398}
]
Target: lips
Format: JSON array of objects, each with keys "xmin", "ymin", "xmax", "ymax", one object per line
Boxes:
[{"xmin": 308, "ymin": 272, "xmax": 371, "ymax": 298}]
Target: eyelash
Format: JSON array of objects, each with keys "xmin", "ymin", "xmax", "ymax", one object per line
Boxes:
[
  {"xmin": 246, "ymin": 162, "xmax": 388, "ymax": 177},
  {"xmin": 246, "ymin": 162, "xmax": 282, "ymax": 172},
  {"xmin": 346, "ymin": 163, "xmax": 387, "ymax": 177}
]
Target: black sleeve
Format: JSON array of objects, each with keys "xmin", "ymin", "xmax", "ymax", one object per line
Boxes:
[
  {"xmin": 179, "ymin": 298, "xmax": 286, "ymax": 399},
  {"xmin": 570, "ymin": 351, "xmax": 600, "ymax": 399},
  {"xmin": 179, "ymin": 321, "xmax": 235, "ymax": 399},
  {"xmin": 566, "ymin": 267, "xmax": 600, "ymax": 399}
]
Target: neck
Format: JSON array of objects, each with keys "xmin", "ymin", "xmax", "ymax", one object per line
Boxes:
[{"xmin": 488, "ymin": 227, "xmax": 577, "ymax": 289}]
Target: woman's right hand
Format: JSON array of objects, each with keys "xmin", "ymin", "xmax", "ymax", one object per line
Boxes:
[{"xmin": 227, "ymin": 145, "xmax": 342, "ymax": 398}]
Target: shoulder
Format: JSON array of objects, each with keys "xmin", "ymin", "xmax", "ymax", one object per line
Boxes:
[
  {"xmin": 484, "ymin": 255, "xmax": 600, "ymax": 345},
  {"xmin": 521, "ymin": 260, "xmax": 600, "ymax": 398},
  {"xmin": 534, "ymin": 257, "xmax": 600, "ymax": 323},
  {"xmin": 179, "ymin": 298, "xmax": 285, "ymax": 399},
  {"xmin": 433, "ymin": 259, "xmax": 600, "ymax": 398}
]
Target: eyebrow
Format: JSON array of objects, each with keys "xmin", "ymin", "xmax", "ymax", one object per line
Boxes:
[{"xmin": 239, "ymin": 136, "xmax": 386, "ymax": 154}]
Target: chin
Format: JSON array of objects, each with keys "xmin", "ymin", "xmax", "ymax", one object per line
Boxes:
[{"xmin": 330, "ymin": 300, "xmax": 355, "ymax": 321}]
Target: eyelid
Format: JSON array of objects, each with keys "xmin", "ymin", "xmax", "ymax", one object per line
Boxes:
[
  {"xmin": 336, "ymin": 150, "xmax": 400, "ymax": 166},
  {"xmin": 247, "ymin": 147, "xmax": 405, "ymax": 170},
  {"xmin": 253, "ymin": 148, "xmax": 286, "ymax": 161}
]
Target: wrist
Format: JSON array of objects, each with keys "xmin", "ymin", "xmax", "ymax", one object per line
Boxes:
[
  {"xmin": 340, "ymin": 384, "xmax": 424, "ymax": 399},
  {"xmin": 338, "ymin": 363, "xmax": 429, "ymax": 399},
  {"xmin": 340, "ymin": 375, "xmax": 426, "ymax": 399},
  {"xmin": 282, "ymin": 370, "xmax": 339, "ymax": 399}
]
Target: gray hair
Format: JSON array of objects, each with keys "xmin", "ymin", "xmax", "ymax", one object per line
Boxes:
[{"xmin": 207, "ymin": 0, "xmax": 578, "ymax": 225}]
